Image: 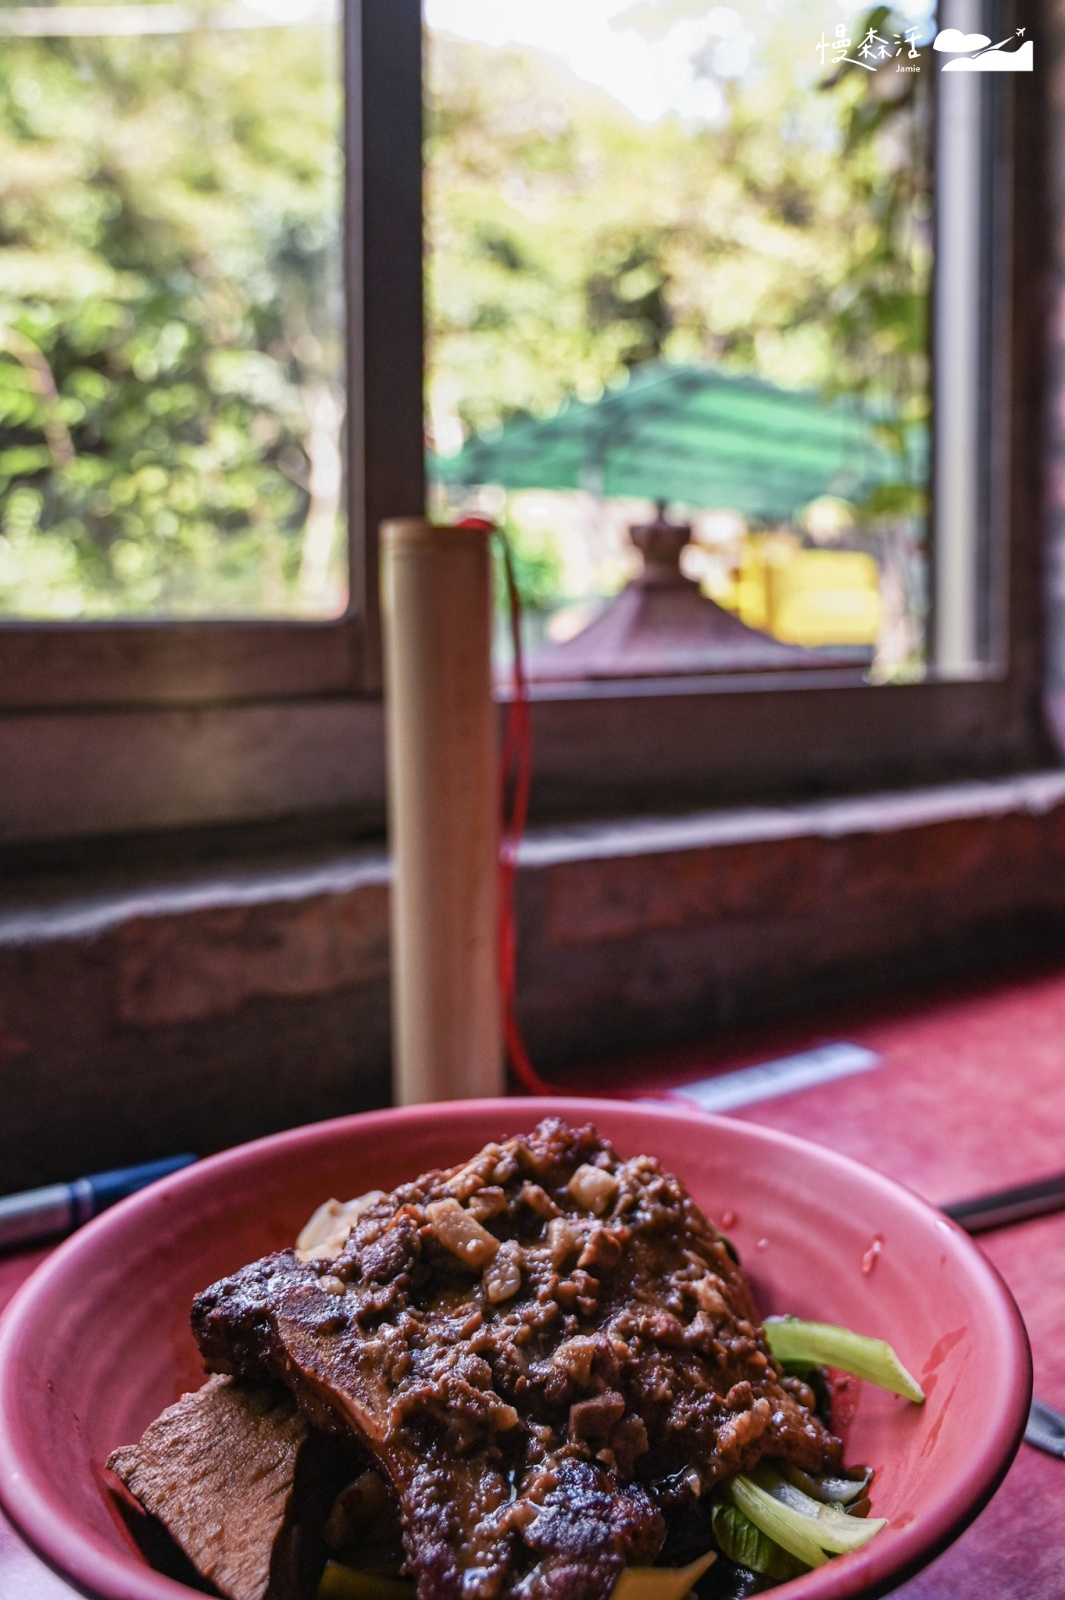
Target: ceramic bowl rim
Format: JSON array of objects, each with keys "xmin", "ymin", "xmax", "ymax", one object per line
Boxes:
[{"xmin": 0, "ymin": 1097, "xmax": 1033, "ymax": 1600}]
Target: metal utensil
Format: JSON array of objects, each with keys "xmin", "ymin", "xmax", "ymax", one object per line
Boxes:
[
  {"xmin": 942, "ymin": 1169, "xmax": 1065, "ymax": 1234},
  {"xmin": 943, "ymin": 1174, "xmax": 1065, "ymax": 1460},
  {"xmin": 1025, "ymin": 1398, "xmax": 1065, "ymax": 1458}
]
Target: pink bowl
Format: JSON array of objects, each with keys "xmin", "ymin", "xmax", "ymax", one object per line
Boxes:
[{"xmin": 0, "ymin": 1098, "xmax": 1031, "ymax": 1600}]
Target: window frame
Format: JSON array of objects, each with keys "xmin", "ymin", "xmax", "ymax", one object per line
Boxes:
[
  {"xmin": 0, "ymin": 0, "xmax": 1053, "ymax": 844},
  {"xmin": 0, "ymin": 0, "xmax": 425, "ymax": 714}
]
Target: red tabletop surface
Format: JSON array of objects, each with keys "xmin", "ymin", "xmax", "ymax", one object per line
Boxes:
[{"xmin": 5, "ymin": 960, "xmax": 1065, "ymax": 1597}]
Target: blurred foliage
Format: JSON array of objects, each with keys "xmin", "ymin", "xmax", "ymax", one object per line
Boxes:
[
  {"xmin": 426, "ymin": 2, "xmax": 932, "ymax": 507},
  {"xmin": 494, "ymin": 516, "xmax": 565, "ymax": 617},
  {"xmin": 0, "ymin": 18, "xmax": 345, "ymax": 616},
  {"xmin": 813, "ymin": 9, "xmax": 932, "ymax": 433},
  {"xmin": 0, "ymin": 1, "xmax": 930, "ymax": 620}
]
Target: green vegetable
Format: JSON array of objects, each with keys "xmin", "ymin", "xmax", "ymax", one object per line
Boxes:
[
  {"xmin": 610, "ymin": 1549, "xmax": 717, "ymax": 1600},
  {"xmin": 725, "ymin": 1477, "xmax": 828, "ymax": 1570},
  {"xmin": 781, "ymin": 1463, "xmax": 873, "ymax": 1505},
  {"xmin": 749, "ymin": 1467, "xmax": 888, "ymax": 1554},
  {"xmin": 764, "ymin": 1317, "xmax": 925, "ymax": 1403},
  {"xmin": 318, "ymin": 1564, "xmax": 416, "ymax": 1600},
  {"xmin": 710, "ymin": 1502, "xmax": 805, "ymax": 1581}
]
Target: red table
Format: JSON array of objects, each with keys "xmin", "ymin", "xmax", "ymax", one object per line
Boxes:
[{"xmin": 5, "ymin": 961, "xmax": 1065, "ymax": 1597}]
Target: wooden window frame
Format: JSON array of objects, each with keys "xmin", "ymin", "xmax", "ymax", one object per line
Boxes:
[
  {"xmin": 0, "ymin": 0, "xmax": 425, "ymax": 716},
  {"xmin": 0, "ymin": 0, "xmax": 1053, "ymax": 845}
]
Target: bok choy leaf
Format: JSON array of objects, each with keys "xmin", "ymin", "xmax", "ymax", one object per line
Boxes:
[
  {"xmin": 750, "ymin": 1466, "xmax": 888, "ymax": 1553},
  {"xmin": 725, "ymin": 1477, "xmax": 828, "ymax": 1569},
  {"xmin": 710, "ymin": 1502, "xmax": 805, "ymax": 1581},
  {"xmin": 763, "ymin": 1317, "xmax": 925, "ymax": 1403},
  {"xmin": 728, "ymin": 1468, "xmax": 889, "ymax": 1565},
  {"xmin": 780, "ymin": 1462, "xmax": 873, "ymax": 1506}
]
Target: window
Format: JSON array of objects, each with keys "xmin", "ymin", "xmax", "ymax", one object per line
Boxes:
[
  {"xmin": 425, "ymin": 1, "xmax": 934, "ymax": 679},
  {"xmin": 422, "ymin": 0, "xmax": 1049, "ymax": 815},
  {"xmin": 0, "ymin": 0, "xmax": 1050, "ymax": 846},
  {"xmin": 1, "ymin": 0, "xmax": 347, "ymax": 621},
  {"xmin": 0, "ymin": 0, "xmax": 423, "ymax": 718}
]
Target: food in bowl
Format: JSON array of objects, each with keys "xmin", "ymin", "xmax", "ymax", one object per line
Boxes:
[{"xmin": 106, "ymin": 1118, "xmax": 925, "ymax": 1600}]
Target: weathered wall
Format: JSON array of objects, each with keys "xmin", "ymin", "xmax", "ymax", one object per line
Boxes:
[
  {"xmin": 1044, "ymin": 0, "xmax": 1065, "ymax": 744},
  {"xmin": 5, "ymin": 773, "xmax": 1065, "ymax": 1190}
]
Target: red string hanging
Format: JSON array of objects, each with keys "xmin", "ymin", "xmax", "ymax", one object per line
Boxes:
[{"xmin": 457, "ymin": 517, "xmax": 552, "ymax": 1095}]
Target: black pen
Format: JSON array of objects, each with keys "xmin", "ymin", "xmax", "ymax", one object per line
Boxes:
[{"xmin": 0, "ymin": 1155, "xmax": 197, "ymax": 1251}]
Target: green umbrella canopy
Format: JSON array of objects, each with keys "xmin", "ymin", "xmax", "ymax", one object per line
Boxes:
[{"xmin": 430, "ymin": 362, "xmax": 922, "ymax": 523}]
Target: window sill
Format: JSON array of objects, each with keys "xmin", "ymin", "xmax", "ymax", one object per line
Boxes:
[{"xmin": 1, "ymin": 667, "xmax": 1054, "ymax": 845}]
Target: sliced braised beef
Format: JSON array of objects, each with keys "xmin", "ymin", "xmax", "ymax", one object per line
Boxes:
[
  {"xmin": 191, "ymin": 1118, "xmax": 841, "ymax": 1600},
  {"xmin": 106, "ymin": 1375, "xmax": 357, "ymax": 1600}
]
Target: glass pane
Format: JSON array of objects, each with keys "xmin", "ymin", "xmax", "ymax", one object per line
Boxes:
[
  {"xmin": 426, "ymin": 0, "xmax": 936, "ymax": 682},
  {"xmin": 0, "ymin": 0, "xmax": 346, "ymax": 618}
]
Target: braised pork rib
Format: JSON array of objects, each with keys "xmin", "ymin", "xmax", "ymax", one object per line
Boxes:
[{"xmin": 190, "ymin": 1118, "xmax": 839, "ymax": 1600}]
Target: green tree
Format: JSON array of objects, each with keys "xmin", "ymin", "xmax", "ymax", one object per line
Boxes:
[
  {"xmin": 426, "ymin": 4, "xmax": 931, "ymax": 486},
  {"xmin": 0, "ymin": 16, "xmax": 344, "ymax": 617}
]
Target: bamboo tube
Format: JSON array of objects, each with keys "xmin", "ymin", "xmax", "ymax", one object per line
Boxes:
[{"xmin": 382, "ymin": 518, "xmax": 503, "ymax": 1104}]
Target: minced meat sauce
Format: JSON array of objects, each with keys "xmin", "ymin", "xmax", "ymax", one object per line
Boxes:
[{"xmin": 191, "ymin": 1118, "xmax": 840, "ymax": 1600}]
